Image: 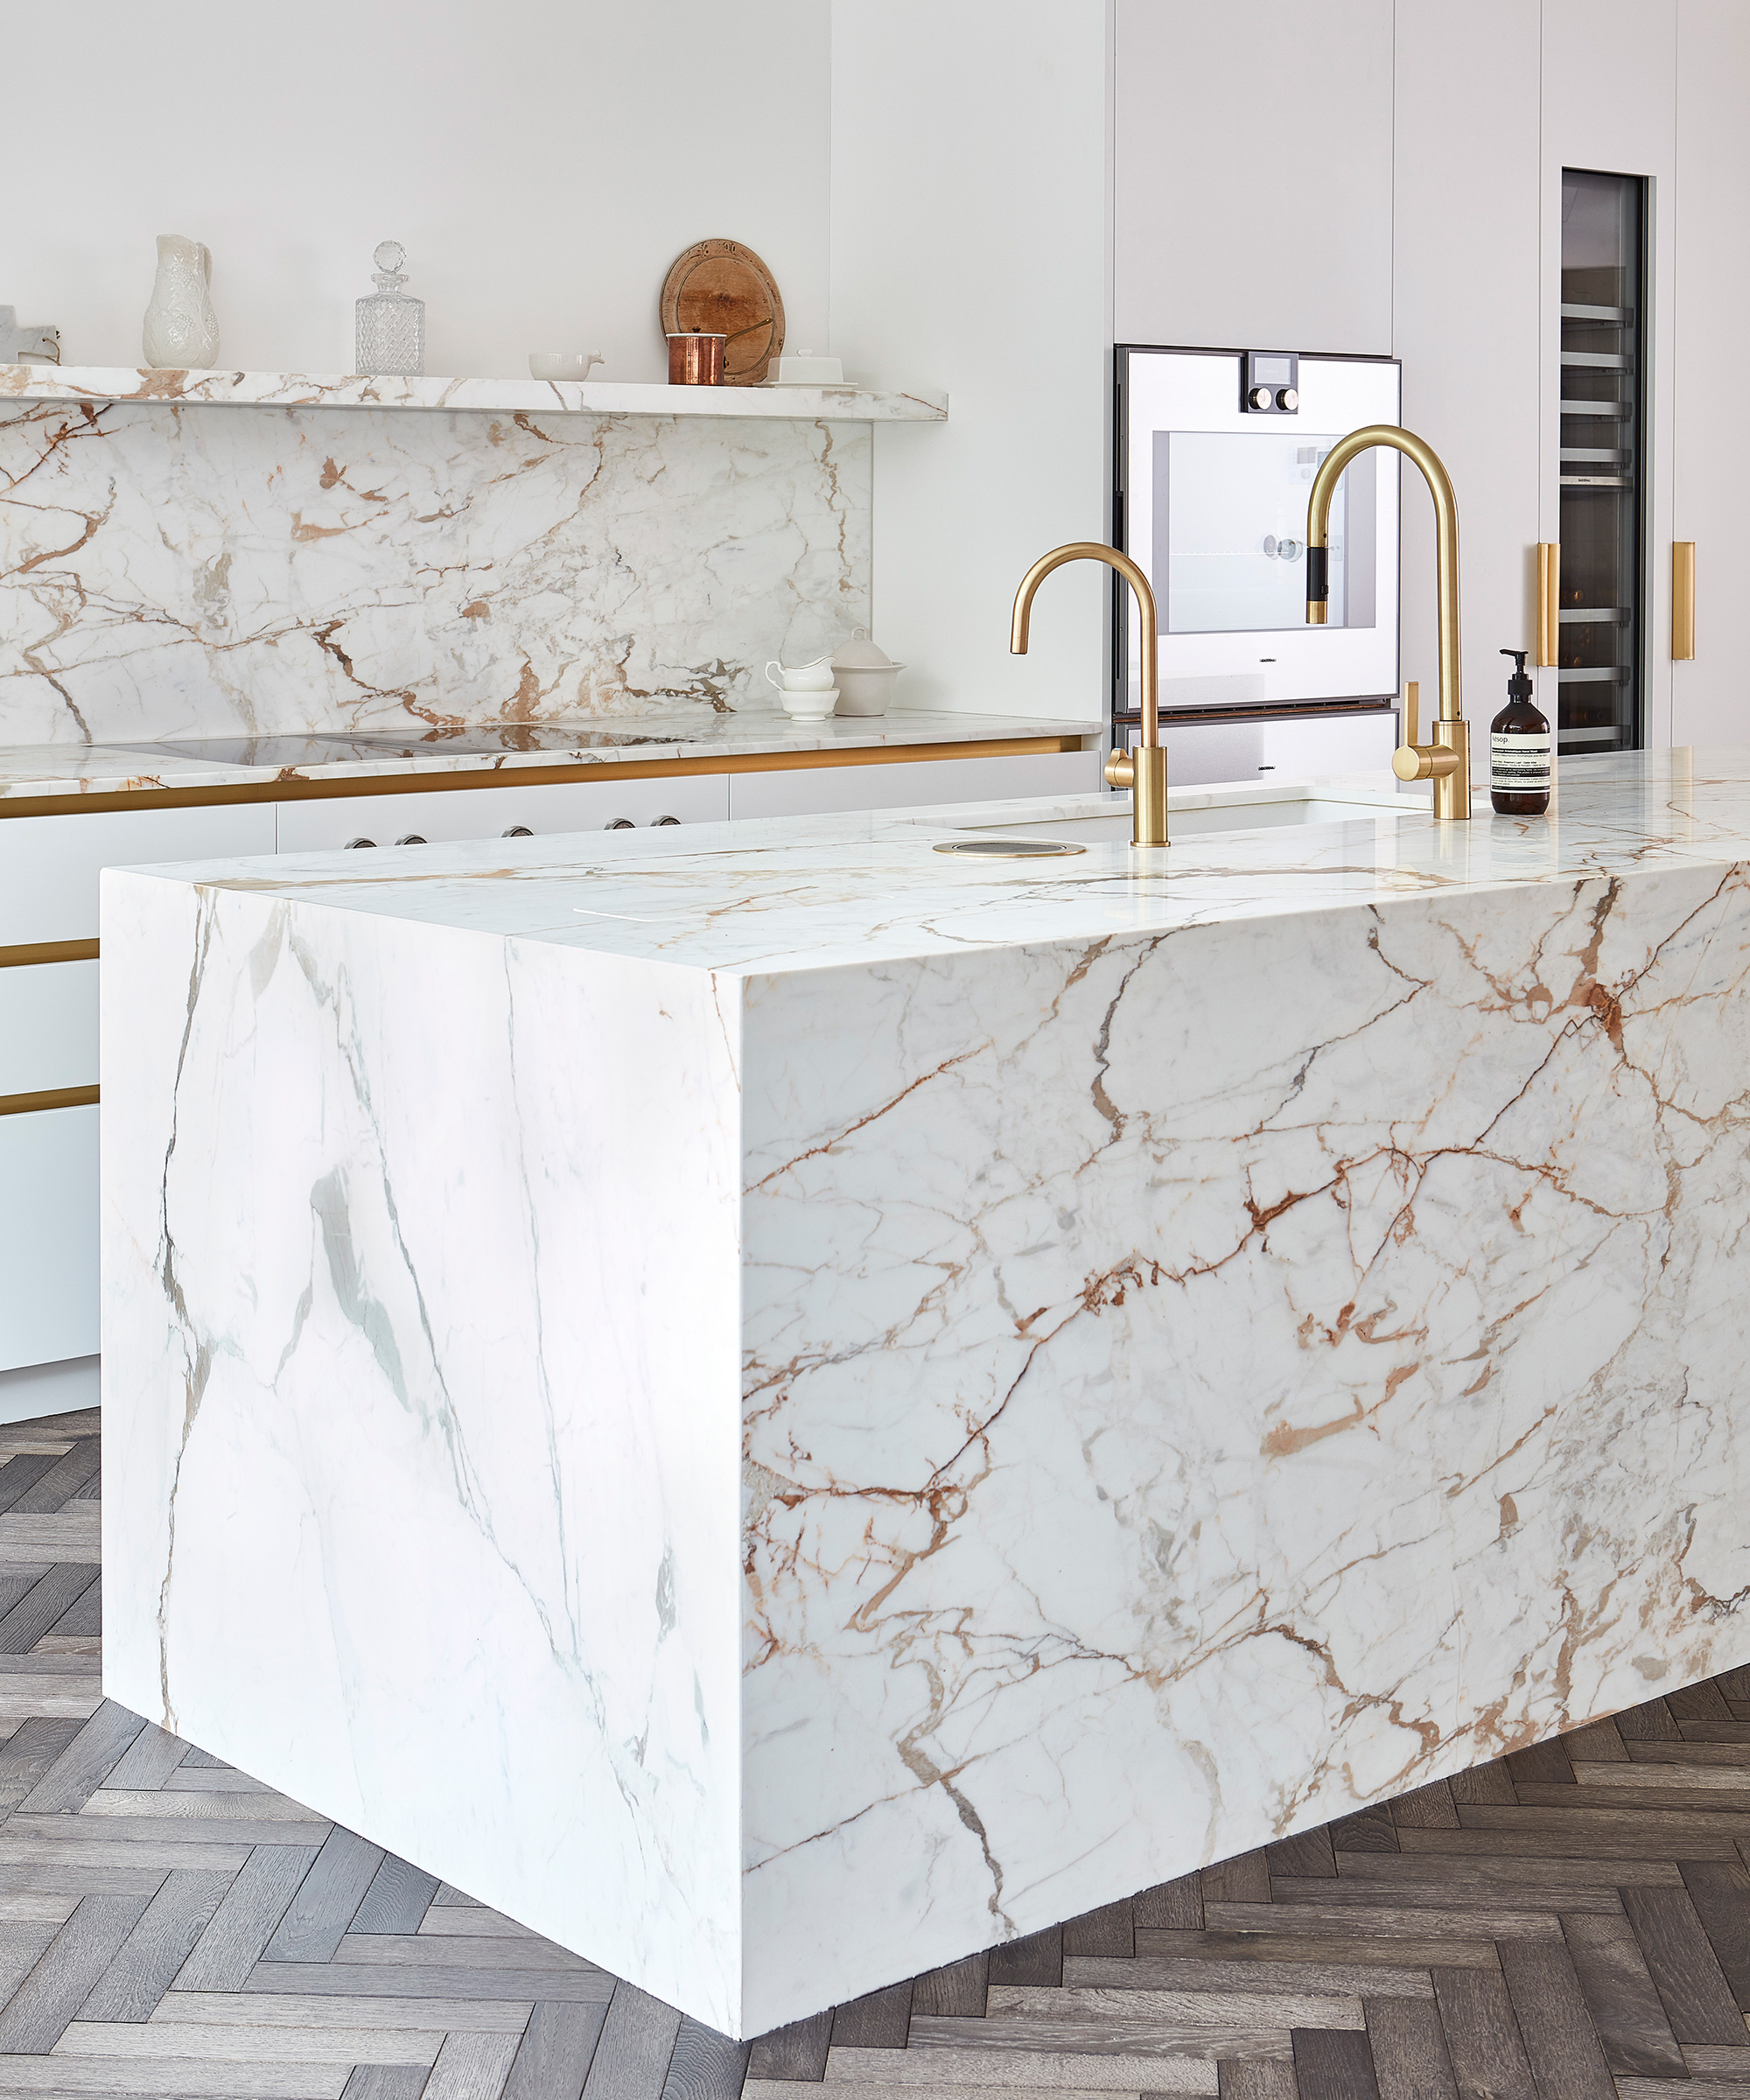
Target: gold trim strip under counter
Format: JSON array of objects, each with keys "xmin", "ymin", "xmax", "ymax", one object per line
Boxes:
[
  {"xmin": 0, "ymin": 1083, "xmax": 98, "ymax": 1118},
  {"xmin": 0, "ymin": 735, "xmax": 1089, "ymax": 822},
  {"xmin": 0, "ymin": 939, "xmax": 100, "ymax": 970}
]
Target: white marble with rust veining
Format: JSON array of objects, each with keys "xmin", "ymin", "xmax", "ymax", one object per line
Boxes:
[
  {"xmin": 101, "ymin": 751, "xmax": 1750, "ymax": 2036},
  {"xmin": 0, "ymin": 395, "xmax": 870, "ymax": 746}
]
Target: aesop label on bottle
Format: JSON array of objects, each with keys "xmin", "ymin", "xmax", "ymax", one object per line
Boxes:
[{"xmin": 1490, "ymin": 732, "xmax": 1552, "ymax": 790}]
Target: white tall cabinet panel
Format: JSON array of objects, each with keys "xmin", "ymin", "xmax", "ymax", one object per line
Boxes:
[
  {"xmin": 1541, "ymin": 0, "xmax": 1679, "ymax": 751},
  {"xmin": 1671, "ymin": 1, "xmax": 1750, "ymax": 746},
  {"xmin": 1393, "ymin": 0, "xmax": 1543, "ymax": 755},
  {"xmin": 1113, "ymin": 0, "xmax": 1395, "ymax": 354}
]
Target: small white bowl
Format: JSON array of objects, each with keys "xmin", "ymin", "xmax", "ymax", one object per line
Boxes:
[
  {"xmin": 780, "ymin": 685, "xmax": 838, "ymax": 723},
  {"xmin": 528, "ymin": 351, "xmax": 604, "ymax": 382}
]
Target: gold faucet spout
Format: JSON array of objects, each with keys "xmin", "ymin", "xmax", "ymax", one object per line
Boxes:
[
  {"xmin": 1306, "ymin": 424, "xmax": 1470, "ymax": 821},
  {"xmin": 1011, "ymin": 541, "xmax": 1167, "ymax": 848}
]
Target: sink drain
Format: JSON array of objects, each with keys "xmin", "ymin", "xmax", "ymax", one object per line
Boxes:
[{"xmin": 932, "ymin": 838, "xmax": 1087, "ymax": 858}]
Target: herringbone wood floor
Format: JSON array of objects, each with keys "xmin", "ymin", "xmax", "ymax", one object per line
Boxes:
[{"xmin": 4, "ymin": 1410, "xmax": 1750, "ymax": 2097}]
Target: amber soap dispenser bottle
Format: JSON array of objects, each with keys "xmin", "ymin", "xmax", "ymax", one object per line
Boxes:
[{"xmin": 1489, "ymin": 648, "xmax": 1552, "ymax": 816}]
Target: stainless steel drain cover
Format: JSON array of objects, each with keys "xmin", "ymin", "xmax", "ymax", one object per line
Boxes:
[{"xmin": 932, "ymin": 838, "xmax": 1087, "ymax": 858}]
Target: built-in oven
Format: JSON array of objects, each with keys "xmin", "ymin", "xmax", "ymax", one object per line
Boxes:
[{"xmin": 1113, "ymin": 346, "xmax": 1404, "ymax": 784}]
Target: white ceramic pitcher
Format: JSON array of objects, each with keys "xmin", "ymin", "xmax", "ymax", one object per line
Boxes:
[{"xmin": 144, "ymin": 236, "xmax": 220, "ymax": 369}]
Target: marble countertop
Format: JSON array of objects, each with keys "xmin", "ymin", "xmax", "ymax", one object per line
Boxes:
[
  {"xmin": 0, "ymin": 706, "xmax": 1098, "ymax": 803},
  {"xmin": 159, "ymin": 748, "xmax": 1743, "ymax": 974}
]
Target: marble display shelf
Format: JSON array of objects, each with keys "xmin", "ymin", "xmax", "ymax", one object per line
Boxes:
[{"xmin": 0, "ymin": 363, "xmax": 948, "ymax": 422}]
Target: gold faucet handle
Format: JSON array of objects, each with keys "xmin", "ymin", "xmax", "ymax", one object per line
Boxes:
[
  {"xmin": 1105, "ymin": 747, "xmax": 1135, "ymax": 789},
  {"xmin": 1392, "ymin": 743, "xmax": 1462, "ymax": 783}
]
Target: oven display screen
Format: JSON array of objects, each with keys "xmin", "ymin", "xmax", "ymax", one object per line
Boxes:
[{"xmin": 1250, "ymin": 354, "xmax": 1293, "ymax": 385}]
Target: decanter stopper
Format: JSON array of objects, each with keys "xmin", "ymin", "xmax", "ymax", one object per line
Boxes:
[{"xmin": 355, "ymin": 241, "xmax": 425, "ymax": 377}]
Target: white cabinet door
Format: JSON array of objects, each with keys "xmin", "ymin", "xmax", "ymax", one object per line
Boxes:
[
  {"xmin": 0, "ymin": 962, "xmax": 99, "ymax": 1095},
  {"xmin": 1394, "ymin": 0, "xmax": 1543, "ymax": 758},
  {"xmin": 0, "ymin": 1106, "xmax": 98, "ymax": 1373},
  {"xmin": 0, "ymin": 803, "xmax": 278, "ymax": 947},
  {"xmin": 727, "ymin": 750, "xmax": 1098, "ymax": 821},
  {"xmin": 1540, "ymin": 0, "xmax": 1679, "ymax": 750},
  {"xmin": 1115, "ymin": 0, "xmax": 1395, "ymax": 354},
  {"xmin": 275, "ymin": 771, "xmax": 729, "ymax": 852},
  {"xmin": 1671, "ymin": 0, "xmax": 1750, "ymax": 746}
]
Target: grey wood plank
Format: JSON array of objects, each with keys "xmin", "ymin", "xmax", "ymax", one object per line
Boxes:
[
  {"xmin": 1071, "ymin": 1956, "xmax": 1432, "ymax": 1999},
  {"xmin": 744, "ymin": 2009, "xmax": 831, "ymax": 2080},
  {"xmin": 990, "ymin": 1985, "xmax": 1362, "ymax": 2033},
  {"xmin": 341, "ymin": 2073, "xmax": 431, "ymax": 2100},
  {"xmin": 1616, "ymin": 1697, "xmax": 1683, "ymax": 1741},
  {"xmin": 10, "ymin": 1811, "xmax": 332, "ymax": 1849},
  {"xmin": 0, "ymin": 1718, "xmax": 84, "ymax": 1816},
  {"xmin": 0, "ymin": 1573, "xmax": 40, "ymax": 1620},
  {"xmin": 422, "ymin": 2029, "xmax": 522, "ymax": 2100},
  {"xmin": 912, "ymin": 1951, "xmax": 988, "ymax": 2016},
  {"xmin": 1620, "ymin": 1882, "xmax": 1746, "ymax": 2043},
  {"xmin": 1326, "ymin": 1807, "xmax": 1398, "ymax": 1854},
  {"xmin": 1334, "ymin": 1849, "xmax": 1681, "ymax": 1889},
  {"xmin": 659, "ymin": 2017, "xmax": 750, "ymax": 2100},
  {"xmin": 10, "ymin": 1439, "xmax": 102, "ymax": 1513},
  {"xmin": 1388, "ymin": 1780, "xmax": 1458, "ymax": 1830},
  {"xmin": 579, "ymin": 1984, "xmax": 682, "ymax": 2100},
  {"xmin": 47, "ymin": 1580, "xmax": 101, "ymax": 1641},
  {"xmin": 245, "ymin": 1962, "xmax": 616, "ymax": 2004},
  {"xmin": 1207, "ymin": 1899, "xmax": 1561, "ymax": 1941},
  {"xmin": 819, "ymin": 2045, "xmax": 1220, "ymax": 2092},
  {"xmin": 15, "ymin": 1700, "xmax": 145, "ymax": 1814},
  {"xmin": 166, "ymin": 1991, "xmax": 536, "ymax": 2034},
  {"xmin": 1504, "ymin": 1738, "xmax": 1574, "ymax": 1788},
  {"xmin": 1400, "ymin": 1819, "xmax": 1740, "ymax": 1861},
  {"xmin": 104, "ymin": 1725, "xmax": 194, "ymax": 1793},
  {"xmin": 1617, "ymin": 2083, "xmax": 1750, "ymax": 2099},
  {"xmin": 1202, "ymin": 1850, "xmax": 1270, "ymax": 1902},
  {"xmin": 1682, "ymin": 1858, "xmax": 1750, "ymax": 2007},
  {"xmin": 1629, "ymin": 1740, "xmax": 1750, "ymax": 1766},
  {"xmin": 1562, "ymin": 1717, "xmax": 1629, "ymax": 1763},
  {"xmin": 502, "ymin": 1999, "xmax": 606, "ymax": 2100},
  {"xmin": 0, "ymin": 2064, "xmax": 350, "ymax": 2096},
  {"xmin": 433, "ymin": 1884, "xmax": 484, "ymax": 1907},
  {"xmin": 830, "ymin": 1982, "xmax": 912, "ymax": 2049},
  {"xmin": 178, "ymin": 1747, "xmax": 232, "ymax": 1770},
  {"xmin": 1138, "ymin": 1928, "xmax": 1500, "ymax": 1970},
  {"xmin": 0, "ymin": 1454, "xmax": 60, "ymax": 1514},
  {"xmin": 907, "ymin": 2011, "xmax": 1292, "ymax": 2059},
  {"xmin": 0, "ymin": 1864, "xmax": 168, "ymax": 1898},
  {"xmin": 988, "ymin": 1926, "xmax": 1062, "ymax": 1990},
  {"xmin": 1558, "ymin": 1912, "xmax": 1686, "ymax": 2078},
  {"xmin": 1291, "ymin": 2028, "xmax": 1378, "ymax": 2100},
  {"xmin": 1061, "ymin": 1900, "xmax": 1135, "ymax": 1958},
  {"xmin": 1264, "ymin": 1830, "xmax": 1334, "ymax": 1880},
  {"xmin": 1495, "ymin": 1938, "xmax": 1614, "ymax": 2100},
  {"xmin": 1133, "ymin": 1874, "xmax": 1204, "ymax": 1927},
  {"xmin": 1272, "ymin": 1872, "xmax": 1622, "ymax": 1914},
  {"xmin": 332, "ymin": 1934, "xmax": 599, "ymax": 1973},
  {"xmin": 1362, "ymin": 1998, "xmax": 1458, "ymax": 2100},
  {"xmin": 77, "ymin": 1868, "xmax": 234, "ymax": 2021},
  {"xmin": 1680, "ymin": 1721, "xmax": 1750, "ymax": 1745},
  {"xmin": 0, "ymin": 1566, "xmax": 98, "ymax": 1655},
  {"xmin": 71, "ymin": 1461, "xmax": 101, "ymax": 1502},
  {"xmin": 0, "ymin": 1891, "xmax": 151, "ymax": 2053},
  {"xmin": 260, "ymin": 1829, "xmax": 383, "ymax": 1963},
  {"xmin": 352, "ymin": 1855, "xmax": 442, "ymax": 1935},
  {"xmin": 173, "ymin": 1845, "xmax": 322, "ymax": 1990},
  {"xmin": 1217, "ymin": 2065, "xmax": 1298, "ymax": 2100},
  {"xmin": 1428, "ymin": 1968, "xmax": 1538, "ymax": 2100},
  {"xmin": 1447, "ymin": 1759, "xmax": 1517, "ymax": 1805},
  {"xmin": 1681, "ymin": 2045, "xmax": 1750, "ymax": 2078}
]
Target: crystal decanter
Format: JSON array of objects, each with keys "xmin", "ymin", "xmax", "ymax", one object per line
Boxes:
[{"xmin": 355, "ymin": 242, "xmax": 424, "ymax": 376}]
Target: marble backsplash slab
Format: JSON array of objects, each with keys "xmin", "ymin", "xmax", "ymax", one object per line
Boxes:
[{"xmin": 0, "ymin": 399, "xmax": 870, "ymax": 745}]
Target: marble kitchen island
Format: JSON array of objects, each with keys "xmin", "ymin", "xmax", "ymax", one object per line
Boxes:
[{"xmin": 101, "ymin": 752, "xmax": 1750, "ymax": 2037}]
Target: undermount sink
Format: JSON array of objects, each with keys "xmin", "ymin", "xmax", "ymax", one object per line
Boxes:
[{"xmin": 952, "ymin": 783, "xmax": 1407, "ymax": 846}]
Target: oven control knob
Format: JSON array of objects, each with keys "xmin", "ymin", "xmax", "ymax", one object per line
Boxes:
[
  {"xmin": 1276, "ymin": 387, "xmax": 1299, "ymax": 411},
  {"xmin": 1249, "ymin": 385, "xmax": 1274, "ymax": 410}
]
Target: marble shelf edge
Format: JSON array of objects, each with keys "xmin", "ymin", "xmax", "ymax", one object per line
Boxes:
[{"xmin": 0, "ymin": 364, "xmax": 949, "ymax": 423}]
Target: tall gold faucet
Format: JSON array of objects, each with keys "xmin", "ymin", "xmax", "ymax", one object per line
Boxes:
[
  {"xmin": 1012, "ymin": 543, "xmax": 1168, "ymax": 848},
  {"xmin": 1306, "ymin": 425, "xmax": 1470, "ymax": 822}
]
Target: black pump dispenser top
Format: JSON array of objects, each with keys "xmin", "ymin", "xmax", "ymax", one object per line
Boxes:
[{"xmin": 1500, "ymin": 648, "xmax": 1533, "ymax": 702}]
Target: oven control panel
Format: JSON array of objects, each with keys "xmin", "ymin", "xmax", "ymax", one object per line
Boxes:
[{"xmin": 1242, "ymin": 350, "xmax": 1299, "ymax": 414}]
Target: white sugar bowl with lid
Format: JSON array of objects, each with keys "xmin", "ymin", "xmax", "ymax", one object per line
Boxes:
[{"xmin": 830, "ymin": 630, "xmax": 905, "ymax": 717}]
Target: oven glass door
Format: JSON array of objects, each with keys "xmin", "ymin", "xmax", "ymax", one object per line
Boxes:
[{"xmin": 1119, "ymin": 348, "xmax": 1402, "ymax": 713}]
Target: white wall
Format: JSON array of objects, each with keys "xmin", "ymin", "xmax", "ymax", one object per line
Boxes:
[
  {"xmin": 4, "ymin": 0, "xmax": 830, "ymax": 382},
  {"xmin": 830, "ymin": 0, "xmax": 1111, "ymax": 721}
]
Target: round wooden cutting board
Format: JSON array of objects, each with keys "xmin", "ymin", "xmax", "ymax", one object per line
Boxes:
[{"xmin": 660, "ymin": 239, "xmax": 786, "ymax": 387}]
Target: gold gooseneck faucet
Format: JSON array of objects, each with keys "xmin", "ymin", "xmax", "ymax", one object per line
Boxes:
[
  {"xmin": 1012, "ymin": 543, "xmax": 1168, "ymax": 848},
  {"xmin": 1306, "ymin": 425, "xmax": 1470, "ymax": 822}
]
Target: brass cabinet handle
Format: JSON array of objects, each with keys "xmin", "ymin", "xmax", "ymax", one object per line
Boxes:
[
  {"xmin": 1674, "ymin": 542, "xmax": 1696, "ymax": 660},
  {"xmin": 1536, "ymin": 543, "xmax": 1560, "ymax": 667}
]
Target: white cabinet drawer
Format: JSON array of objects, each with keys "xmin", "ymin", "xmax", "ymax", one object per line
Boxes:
[
  {"xmin": 726, "ymin": 749, "xmax": 1099, "ymax": 820},
  {"xmin": 0, "ymin": 803, "xmax": 278, "ymax": 946},
  {"xmin": 0, "ymin": 1105, "xmax": 98, "ymax": 1372},
  {"xmin": 275, "ymin": 772, "xmax": 730, "ymax": 853},
  {"xmin": 0, "ymin": 961, "xmax": 98, "ymax": 1096}
]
